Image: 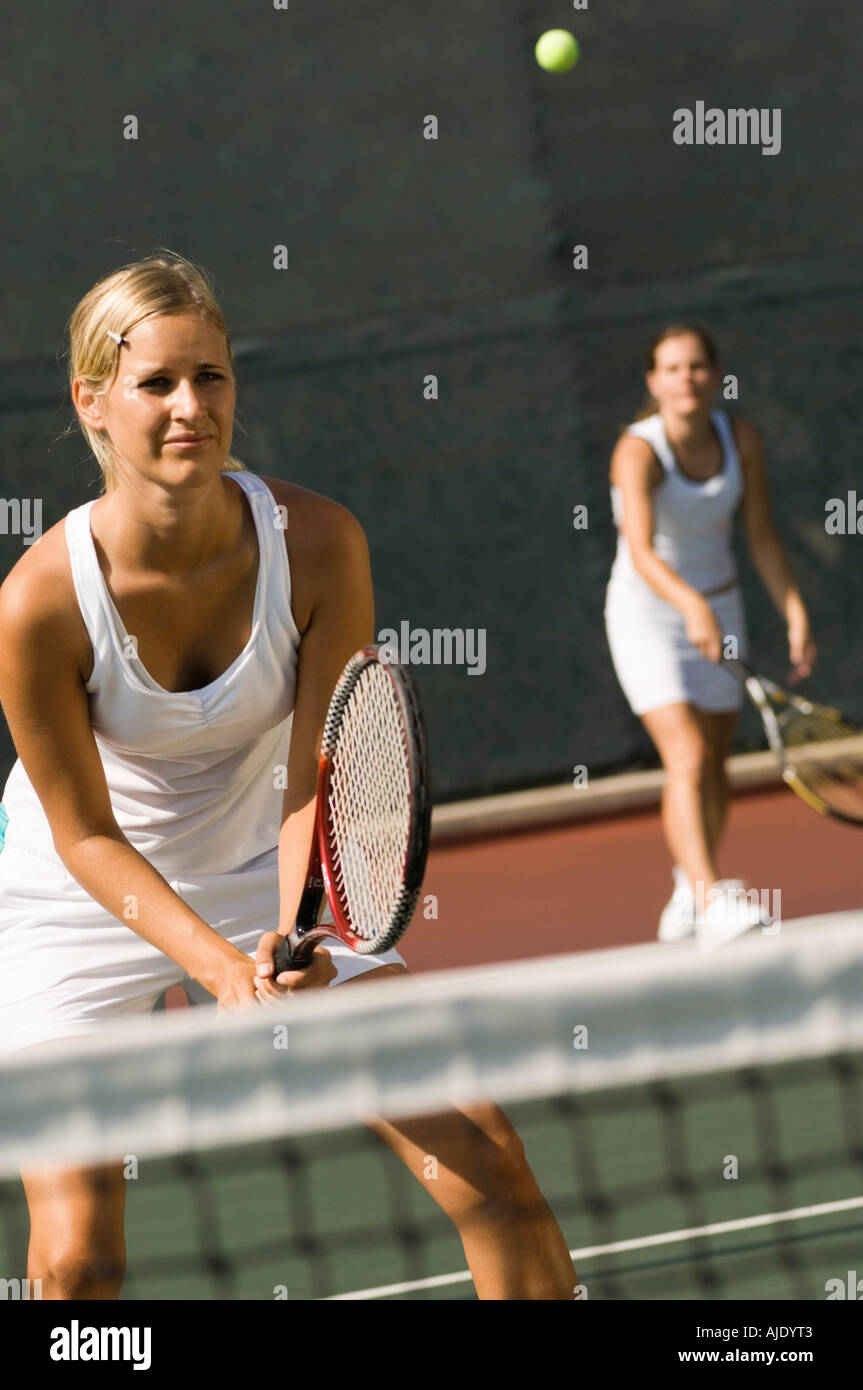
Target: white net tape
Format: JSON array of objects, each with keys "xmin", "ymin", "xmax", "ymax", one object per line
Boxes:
[
  {"xmin": 2, "ymin": 915, "xmax": 863, "ymax": 1175},
  {"xmin": 326, "ymin": 664, "xmax": 412, "ymax": 940}
]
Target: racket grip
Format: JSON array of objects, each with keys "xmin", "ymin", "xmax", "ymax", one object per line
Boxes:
[{"xmin": 273, "ymin": 936, "xmax": 314, "ymax": 975}]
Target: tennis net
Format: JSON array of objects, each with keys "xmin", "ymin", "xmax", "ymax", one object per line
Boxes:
[{"xmin": 1, "ymin": 913, "xmax": 862, "ymax": 1301}]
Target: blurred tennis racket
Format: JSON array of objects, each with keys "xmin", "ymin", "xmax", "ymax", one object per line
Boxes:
[
  {"xmin": 724, "ymin": 657, "xmax": 863, "ymax": 825},
  {"xmin": 273, "ymin": 644, "xmax": 431, "ymax": 972}
]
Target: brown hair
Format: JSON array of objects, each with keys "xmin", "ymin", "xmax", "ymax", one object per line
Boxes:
[
  {"xmin": 628, "ymin": 322, "xmax": 720, "ymax": 425},
  {"xmin": 60, "ymin": 249, "xmax": 249, "ymax": 494}
]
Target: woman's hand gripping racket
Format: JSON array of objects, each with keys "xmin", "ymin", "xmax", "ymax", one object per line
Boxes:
[
  {"xmin": 724, "ymin": 657, "xmax": 863, "ymax": 825},
  {"xmin": 273, "ymin": 645, "xmax": 432, "ymax": 974}
]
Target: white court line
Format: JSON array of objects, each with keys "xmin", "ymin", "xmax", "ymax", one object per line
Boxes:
[{"xmin": 324, "ymin": 1194, "xmax": 863, "ymax": 1300}]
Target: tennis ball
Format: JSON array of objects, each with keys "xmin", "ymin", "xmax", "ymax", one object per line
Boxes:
[{"xmin": 535, "ymin": 29, "xmax": 580, "ymax": 74}]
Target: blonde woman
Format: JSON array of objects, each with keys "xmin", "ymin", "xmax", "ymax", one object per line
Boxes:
[
  {"xmin": 604, "ymin": 324, "xmax": 815, "ymax": 948},
  {"xmin": 0, "ymin": 253, "xmax": 574, "ymax": 1299}
]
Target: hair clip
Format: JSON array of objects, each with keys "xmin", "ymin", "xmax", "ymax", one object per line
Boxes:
[{"xmin": 106, "ymin": 329, "xmax": 128, "ymax": 347}]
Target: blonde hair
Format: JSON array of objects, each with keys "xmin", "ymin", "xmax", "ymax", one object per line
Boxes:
[
  {"xmin": 623, "ymin": 322, "xmax": 721, "ymax": 430},
  {"xmin": 62, "ymin": 249, "xmax": 249, "ymax": 494}
]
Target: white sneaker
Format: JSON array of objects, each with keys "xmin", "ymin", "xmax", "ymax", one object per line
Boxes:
[
  {"xmin": 658, "ymin": 866, "xmax": 696, "ymax": 942},
  {"xmin": 696, "ymin": 879, "xmax": 771, "ymax": 953}
]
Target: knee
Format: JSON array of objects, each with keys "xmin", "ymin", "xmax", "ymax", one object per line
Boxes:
[
  {"xmin": 448, "ymin": 1114, "xmax": 540, "ymax": 1223},
  {"xmin": 486, "ymin": 1126, "xmax": 531, "ymax": 1198},
  {"xmin": 664, "ymin": 735, "xmax": 711, "ymax": 783},
  {"xmin": 35, "ymin": 1243, "xmax": 126, "ymax": 1299}
]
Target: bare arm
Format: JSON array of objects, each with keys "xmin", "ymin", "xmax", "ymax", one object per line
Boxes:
[
  {"xmin": 735, "ymin": 418, "xmax": 815, "ymax": 678},
  {"xmin": 0, "ymin": 565, "xmax": 256, "ymax": 1007},
  {"xmin": 277, "ymin": 497, "xmax": 375, "ymax": 933},
  {"xmin": 254, "ymin": 485, "xmax": 407, "ymax": 998}
]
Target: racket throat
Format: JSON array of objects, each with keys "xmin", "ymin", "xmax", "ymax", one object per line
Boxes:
[
  {"xmin": 273, "ymin": 872, "xmax": 332, "ymax": 973},
  {"xmin": 297, "ymin": 872, "xmax": 327, "ymax": 930}
]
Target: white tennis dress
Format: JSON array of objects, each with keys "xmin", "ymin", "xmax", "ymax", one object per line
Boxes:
[
  {"xmin": 604, "ymin": 410, "xmax": 747, "ymax": 715},
  {"xmin": 0, "ymin": 471, "xmax": 403, "ymax": 1054}
]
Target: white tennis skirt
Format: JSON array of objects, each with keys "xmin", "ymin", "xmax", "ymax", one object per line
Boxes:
[
  {"xmin": 0, "ymin": 839, "xmax": 405, "ymax": 1055},
  {"xmin": 604, "ymin": 580, "xmax": 747, "ymax": 716}
]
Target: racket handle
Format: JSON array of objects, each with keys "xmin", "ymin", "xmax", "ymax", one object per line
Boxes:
[{"xmin": 273, "ymin": 936, "xmax": 315, "ymax": 974}]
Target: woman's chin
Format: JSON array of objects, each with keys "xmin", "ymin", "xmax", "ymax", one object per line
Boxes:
[
  {"xmin": 159, "ymin": 451, "xmax": 224, "ymax": 472},
  {"xmin": 151, "ymin": 455, "xmax": 227, "ymax": 487}
]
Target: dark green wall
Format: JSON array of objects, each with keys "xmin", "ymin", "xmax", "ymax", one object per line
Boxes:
[{"xmin": 2, "ymin": 1, "xmax": 861, "ymax": 800}]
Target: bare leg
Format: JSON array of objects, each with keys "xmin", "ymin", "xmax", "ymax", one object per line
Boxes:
[
  {"xmin": 22, "ymin": 1162, "xmax": 127, "ymax": 1300},
  {"xmin": 692, "ymin": 709, "xmax": 739, "ymax": 864},
  {"xmin": 641, "ymin": 702, "xmax": 717, "ymax": 889},
  {"xmin": 368, "ymin": 1101, "xmax": 575, "ymax": 1300}
]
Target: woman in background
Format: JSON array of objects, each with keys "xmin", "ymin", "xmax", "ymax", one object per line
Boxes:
[{"xmin": 604, "ymin": 324, "xmax": 815, "ymax": 948}]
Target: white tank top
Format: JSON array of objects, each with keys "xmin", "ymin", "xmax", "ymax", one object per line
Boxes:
[
  {"xmin": 608, "ymin": 409, "xmax": 744, "ymax": 596},
  {"xmin": 1, "ymin": 472, "xmax": 301, "ymax": 875}
]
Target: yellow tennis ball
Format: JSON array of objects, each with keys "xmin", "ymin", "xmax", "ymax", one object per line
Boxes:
[{"xmin": 535, "ymin": 29, "xmax": 579, "ymax": 74}]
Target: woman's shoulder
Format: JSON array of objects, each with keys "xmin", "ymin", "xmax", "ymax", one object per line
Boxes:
[
  {"xmin": 609, "ymin": 429, "xmax": 662, "ymax": 486},
  {"xmin": 719, "ymin": 413, "xmax": 761, "ymax": 460},
  {"xmin": 257, "ymin": 477, "xmax": 370, "ymax": 634},
  {"xmin": 0, "ymin": 513, "xmax": 78, "ymax": 609},
  {"xmin": 257, "ymin": 476, "xmax": 367, "ymax": 552},
  {"xmin": 0, "ymin": 517, "xmax": 91, "ymax": 677},
  {"xmin": 623, "ymin": 413, "xmax": 660, "ymax": 437}
]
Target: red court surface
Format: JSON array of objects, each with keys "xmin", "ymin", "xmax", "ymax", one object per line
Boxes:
[
  {"xmin": 164, "ymin": 785, "xmax": 860, "ymax": 1008},
  {"xmin": 400, "ymin": 786, "xmax": 862, "ymax": 973}
]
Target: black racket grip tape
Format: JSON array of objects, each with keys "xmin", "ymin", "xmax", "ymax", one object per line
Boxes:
[{"xmin": 273, "ymin": 937, "xmax": 314, "ymax": 974}]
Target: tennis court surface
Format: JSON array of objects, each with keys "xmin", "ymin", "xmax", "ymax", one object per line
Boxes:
[{"xmin": 2, "ymin": 908, "xmax": 861, "ymax": 1301}]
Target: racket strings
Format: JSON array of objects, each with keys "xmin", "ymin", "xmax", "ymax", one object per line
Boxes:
[
  {"xmin": 776, "ymin": 707, "xmax": 858, "ymax": 747},
  {"xmin": 772, "ymin": 700, "xmax": 863, "ymax": 816},
  {"xmin": 326, "ymin": 665, "xmax": 412, "ymax": 941}
]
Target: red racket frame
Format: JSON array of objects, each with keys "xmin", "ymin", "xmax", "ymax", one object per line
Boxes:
[{"xmin": 273, "ymin": 645, "xmax": 431, "ymax": 972}]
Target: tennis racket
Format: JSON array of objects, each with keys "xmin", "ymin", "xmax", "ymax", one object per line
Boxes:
[
  {"xmin": 724, "ymin": 657, "xmax": 863, "ymax": 825},
  {"xmin": 273, "ymin": 644, "xmax": 431, "ymax": 972}
]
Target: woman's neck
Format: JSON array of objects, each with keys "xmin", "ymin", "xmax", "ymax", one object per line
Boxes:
[{"xmin": 661, "ymin": 408, "xmax": 714, "ymax": 452}]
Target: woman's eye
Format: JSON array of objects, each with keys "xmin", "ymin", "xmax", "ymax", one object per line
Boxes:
[{"xmin": 142, "ymin": 373, "xmax": 222, "ymax": 388}]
